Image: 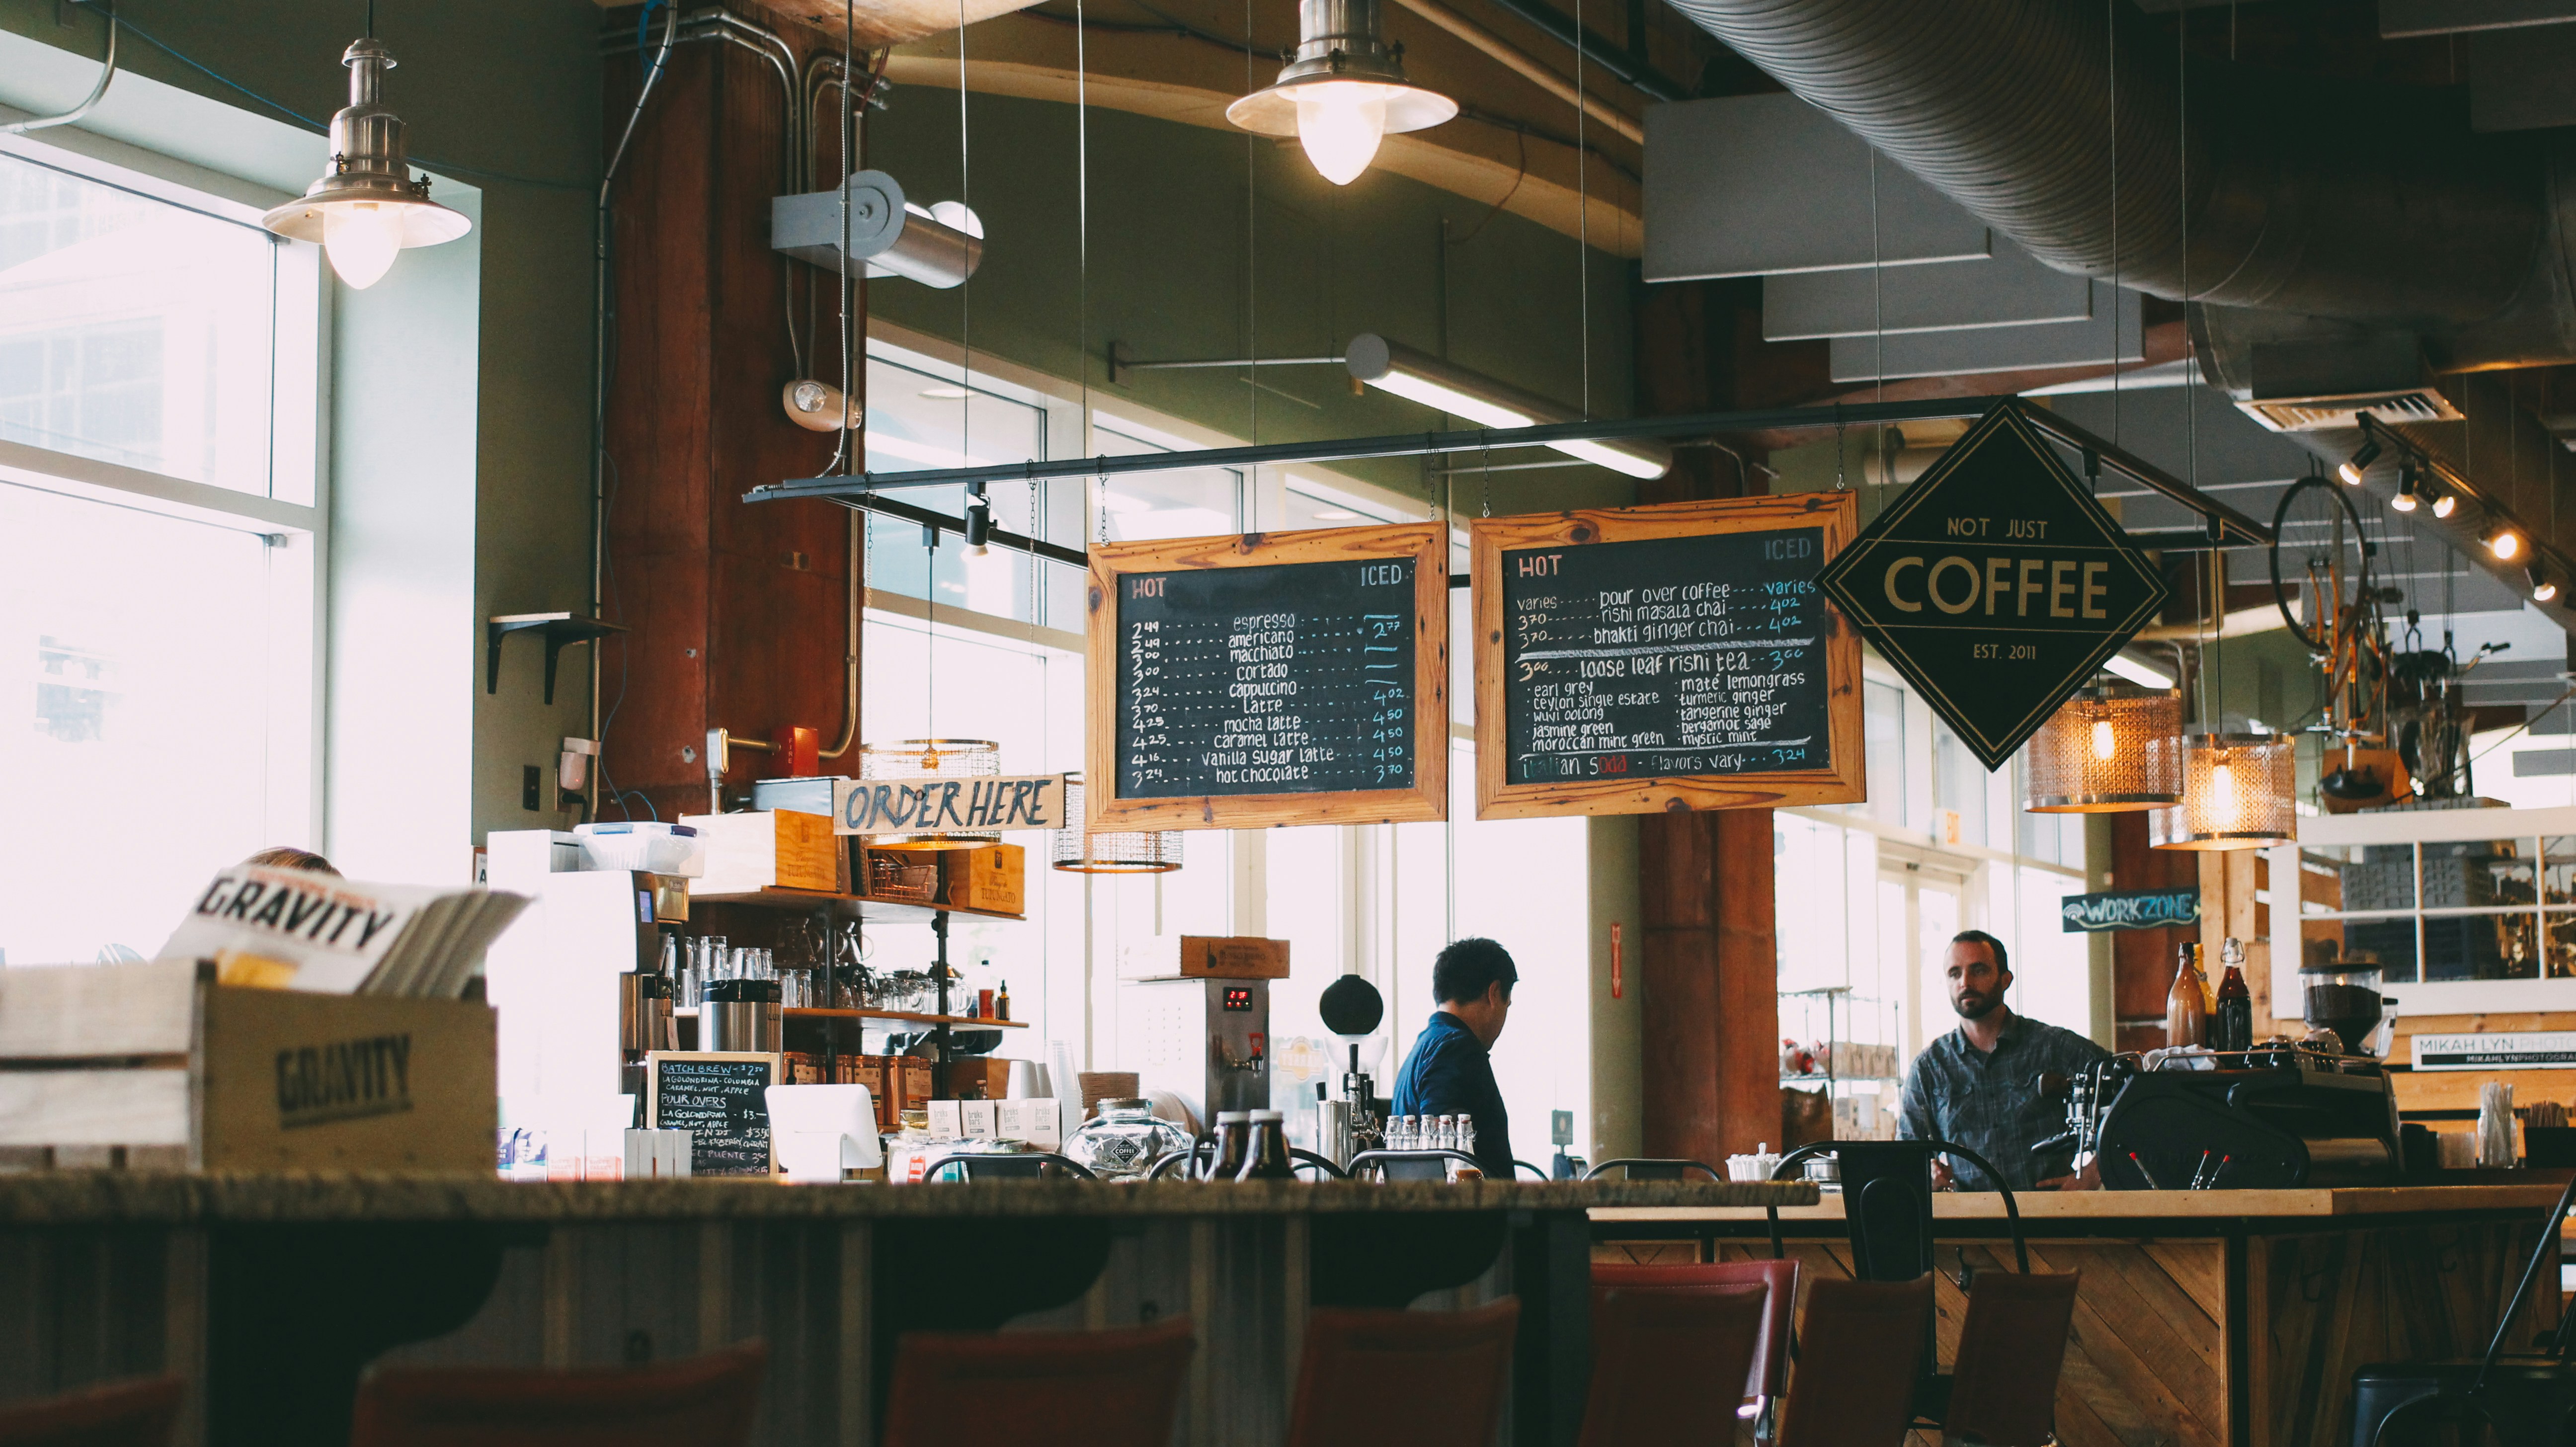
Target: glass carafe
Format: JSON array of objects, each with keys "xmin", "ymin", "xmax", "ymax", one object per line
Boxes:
[{"xmin": 1062, "ymin": 1098, "xmax": 1195, "ymax": 1180}]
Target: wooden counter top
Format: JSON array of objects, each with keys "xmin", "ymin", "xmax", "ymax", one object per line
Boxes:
[
  {"xmin": 0, "ymin": 1172, "xmax": 1817, "ymax": 1226},
  {"xmin": 1594, "ymin": 1182, "xmax": 2565, "ymax": 1225}
]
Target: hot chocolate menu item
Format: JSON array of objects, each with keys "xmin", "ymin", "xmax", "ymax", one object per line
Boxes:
[
  {"xmin": 1472, "ymin": 494, "xmax": 1864, "ymax": 819},
  {"xmin": 1087, "ymin": 523, "xmax": 1449, "ymax": 829}
]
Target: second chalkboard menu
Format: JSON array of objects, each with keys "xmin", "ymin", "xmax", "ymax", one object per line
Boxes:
[
  {"xmin": 647, "ymin": 1050, "xmax": 776, "ymax": 1177},
  {"xmin": 1087, "ymin": 523, "xmax": 1448, "ymax": 829},
  {"xmin": 1472, "ymin": 494, "xmax": 1865, "ymax": 819}
]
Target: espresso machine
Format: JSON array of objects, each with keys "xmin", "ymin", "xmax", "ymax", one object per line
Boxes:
[
  {"xmin": 2038, "ymin": 1046, "xmax": 2404, "ymax": 1191},
  {"xmin": 1316, "ymin": 974, "xmax": 1387, "ymax": 1166}
]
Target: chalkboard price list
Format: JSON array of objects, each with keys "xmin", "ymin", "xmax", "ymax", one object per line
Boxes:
[
  {"xmin": 1116, "ymin": 558, "xmax": 1416, "ymax": 799},
  {"xmin": 1503, "ymin": 529, "xmax": 1833, "ymax": 785}
]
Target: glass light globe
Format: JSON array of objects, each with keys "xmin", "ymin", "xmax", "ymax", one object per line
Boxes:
[
  {"xmin": 1295, "ymin": 83, "xmax": 1389, "ymax": 186},
  {"xmin": 322, "ymin": 202, "xmax": 405, "ymax": 289}
]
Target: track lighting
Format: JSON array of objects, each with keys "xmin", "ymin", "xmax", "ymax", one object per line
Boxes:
[
  {"xmin": 2391, "ymin": 463, "xmax": 2419, "ymax": 512},
  {"xmin": 2431, "ymin": 488, "xmax": 2458, "ymax": 518},
  {"xmin": 2337, "ymin": 438, "xmax": 2381, "ymax": 486},
  {"xmin": 963, "ymin": 483, "xmax": 993, "ymax": 558},
  {"xmin": 2490, "ymin": 527, "xmax": 2522, "ymax": 561},
  {"xmin": 1226, "ymin": 0, "xmax": 1457, "ymax": 186},
  {"xmin": 260, "ymin": 38, "xmax": 470, "ymax": 289},
  {"xmin": 2531, "ymin": 565, "xmax": 2558, "ymax": 602}
]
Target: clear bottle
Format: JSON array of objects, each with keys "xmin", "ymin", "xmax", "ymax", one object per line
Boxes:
[
  {"xmin": 1238, "ymin": 1110, "xmax": 1296, "ymax": 1180},
  {"xmin": 2166, "ymin": 942, "xmax": 2209, "ymax": 1049},
  {"xmin": 1437, "ymin": 1115, "xmax": 1458, "ymax": 1151},
  {"xmin": 2214, "ymin": 937, "xmax": 2254, "ymax": 1053},
  {"xmin": 1458, "ymin": 1120, "xmax": 1478, "ymax": 1161}
]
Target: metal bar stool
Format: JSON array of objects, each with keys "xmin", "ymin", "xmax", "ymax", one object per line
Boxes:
[
  {"xmin": 1581, "ymin": 1158, "xmax": 1721, "ymax": 1182},
  {"xmin": 1939, "ymin": 1269, "xmax": 2083, "ymax": 1447},
  {"xmin": 0, "ymin": 1377, "xmax": 183, "ymax": 1447},
  {"xmin": 347, "ymin": 1341, "xmax": 767, "ymax": 1447},
  {"xmin": 1578, "ymin": 1286, "xmax": 1768, "ymax": 1447},
  {"xmin": 1286, "ymin": 1300, "xmax": 1521, "ymax": 1447},
  {"xmin": 919, "ymin": 1151, "xmax": 1098, "ymax": 1181},
  {"xmin": 883, "ymin": 1318, "xmax": 1196, "ymax": 1447},
  {"xmin": 1774, "ymin": 1276, "xmax": 1934, "ymax": 1447},
  {"xmin": 1593, "ymin": 1261, "xmax": 1798, "ymax": 1436}
]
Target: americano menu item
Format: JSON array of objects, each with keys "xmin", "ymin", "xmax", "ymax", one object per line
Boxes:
[
  {"xmin": 1086, "ymin": 523, "xmax": 1448, "ymax": 829},
  {"xmin": 1472, "ymin": 494, "xmax": 1864, "ymax": 819},
  {"xmin": 647, "ymin": 1051, "xmax": 777, "ymax": 1177}
]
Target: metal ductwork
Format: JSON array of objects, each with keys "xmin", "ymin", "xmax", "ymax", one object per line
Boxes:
[{"xmin": 1660, "ymin": 0, "xmax": 2569, "ymax": 367}]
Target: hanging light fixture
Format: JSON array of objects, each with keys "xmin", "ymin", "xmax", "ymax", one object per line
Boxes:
[
  {"xmin": 1344, "ymin": 334, "xmax": 1674, "ymax": 479},
  {"xmin": 2431, "ymin": 487, "xmax": 2459, "ymax": 519},
  {"xmin": 2489, "ymin": 527, "xmax": 2523, "ymax": 561},
  {"xmin": 860, "ymin": 739, "xmax": 1002, "ymax": 850},
  {"xmin": 2532, "ymin": 565, "xmax": 2560, "ymax": 603},
  {"xmin": 2024, "ymin": 685, "xmax": 2183, "ymax": 812},
  {"xmin": 2336, "ymin": 438, "xmax": 2381, "ymax": 486},
  {"xmin": 2391, "ymin": 462, "xmax": 2420, "ymax": 512},
  {"xmin": 1051, "ymin": 773, "xmax": 1183, "ymax": 874},
  {"xmin": 2150, "ymin": 732, "xmax": 2296, "ymax": 850},
  {"xmin": 1226, "ymin": 0, "xmax": 1457, "ymax": 187},
  {"xmin": 261, "ymin": 37, "xmax": 470, "ymax": 289}
]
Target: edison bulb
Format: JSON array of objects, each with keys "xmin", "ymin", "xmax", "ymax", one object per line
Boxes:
[
  {"xmin": 322, "ymin": 202, "xmax": 404, "ymax": 289},
  {"xmin": 2210, "ymin": 760, "xmax": 2238, "ymax": 815},
  {"xmin": 2091, "ymin": 718, "xmax": 2117, "ymax": 761},
  {"xmin": 1295, "ymin": 84, "xmax": 1389, "ymax": 186}
]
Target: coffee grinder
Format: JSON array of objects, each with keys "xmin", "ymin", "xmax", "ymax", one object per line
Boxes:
[{"xmin": 1317, "ymin": 974, "xmax": 1387, "ymax": 1164}]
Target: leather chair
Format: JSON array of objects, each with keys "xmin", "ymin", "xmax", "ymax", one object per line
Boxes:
[
  {"xmin": 1577, "ymin": 1286, "xmax": 1768, "ymax": 1447},
  {"xmin": 1774, "ymin": 1275, "xmax": 1935, "ymax": 1447},
  {"xmin": 883, "ymin": 1319, "xmax": 1196, "ymax": 1447},
  {"xmin": 1591, "ymin": 1260, "xmax": 1799, "ymax": 1428},
  {"xmin": 0, "ymin": 1377, "xmax": 184, "ymax": 1447},
  {"xmin": 1286, "ymin": 1300, "xmax": 1521, "ymax": 1447},
  {"xmin": 1941, "ymin": 1269, "xmax": 2084, "ymax": 1447},
  {"xmin": 347, "ymin": 1340, "xmax": 767, "ymax": 1447}
]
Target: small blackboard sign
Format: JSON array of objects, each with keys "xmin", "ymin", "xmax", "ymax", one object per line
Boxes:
[
  {"xmin": 1473, "ymin": 495, "xmax": 1864, "ymax": 819},
  {"xmin": 646, "ymin": 1050, "xmax": 777, "ymax": 1177},
  {"xmin": 1087, "ymin": 524, "xmax": 1449, "ymax": 829}
]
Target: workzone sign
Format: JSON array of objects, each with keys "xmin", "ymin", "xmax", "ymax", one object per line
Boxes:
[{"xmin": 1818, "ymin": 401, "xmax": 2169, "ymax": 771}]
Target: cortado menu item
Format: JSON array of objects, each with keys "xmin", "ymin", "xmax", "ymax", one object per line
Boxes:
[
  {"xmin": 1472, "ymin": 494, "xmax": 1864, "ymax": 819},
  {"xmin": 646, "ymin": 1050, "xmax": 778, "ymax": 1177},
  {"xmin": 1087, "ymin": 523, "xmax": 1448, "ymax": 829}
]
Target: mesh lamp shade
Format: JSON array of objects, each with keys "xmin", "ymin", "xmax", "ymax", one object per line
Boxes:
[
  {"xmin": 860, "ymin": 738, "xmax": 1000, "ymax": 850},
  {"xmin": 2150, "ymin": 732, "xmax": 2296, "ymax": 850},
  {"xmin": 1052, "ymin": 774, "xmax": 1183, "ymax": 874},
  {"xmin": 2025, "ymin": 687, "xmax": 2183, "ymax": 812}
]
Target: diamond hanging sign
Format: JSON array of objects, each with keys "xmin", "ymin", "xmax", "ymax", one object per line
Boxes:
[{"xmin": 1818, "ymin": 400, "xmax": 2171, "ymax": 771}]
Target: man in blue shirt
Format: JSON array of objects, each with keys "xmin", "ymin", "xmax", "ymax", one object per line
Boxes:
[
  {"xmin": 1898, "ymin": 929, "xmax": 2108, "ymax": 1191},
  {"xmin": 1391, "ymin": 937, "xmax": 1516, "ymax": 1178}
]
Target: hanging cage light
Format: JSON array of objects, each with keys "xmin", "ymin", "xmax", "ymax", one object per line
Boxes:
[
  {"xmin": 1052, "ymin": 773, "xmax": 1183, "ymax": 874},
  {"xmin": 1226, "ymin": 0, "xmax": 1458, "ymax": 186},
  {"xmin": 2024, "ymin": 685, "xmax": 2184, "ymax": 812},
  {"xmin": 260, "ymin": 37, "xmax": 470, "ymax": 289},
  {"xmin": 860, "ymin": 739, "xmax": 1002, "ymax": 850},
  {"xmin": 2150, "ymin": 732, "xmax": 2297, "ymax": 850}
]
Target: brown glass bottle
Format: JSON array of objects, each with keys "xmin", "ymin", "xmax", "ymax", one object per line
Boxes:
[
  {"xmin": 2214, "ymin": 936, "xmax": 2254, "ymax": 1052},
  {"xmin": 2166, "ymin": 943, "xmax": 2209, "ymax": 1049},
  {"xmin": 1206, "ymin": 1112, "xmax": 1252, "ymax": 1180},
  {"xmin": 1238, "ymin": 1110, "xmax": 1297, "ymax": 1180}
]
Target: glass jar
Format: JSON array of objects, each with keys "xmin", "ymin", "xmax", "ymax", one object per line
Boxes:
[{"xmin": 1062, "ymin": 1099, "xmax": 1196, "ymax": 1181}]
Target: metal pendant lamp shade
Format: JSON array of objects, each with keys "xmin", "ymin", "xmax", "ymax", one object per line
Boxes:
[
  {"xmin": 2024, "ymin": 686, "xmax": 2183, "ymax": 812},
  {"xmin": 2150, "ymin": 732, "xmax": 2297, "ymax": 850},
  {"xmin": 1052, "ymin": 774, "xmax": 1183, "ymax": 874},
  {"xmin": 1226, "ymin": 0, "xmax": 1457, "ymax": 185},
  {"xmin": 861, "ymin": 739, "xmax": 1002, "ymax": 850},
  {"xmin": 259, "ymin": 38, "xmax": 470, "ymax": 289}
]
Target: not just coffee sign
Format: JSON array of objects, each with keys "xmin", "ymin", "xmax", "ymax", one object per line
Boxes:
[{"xmin": 1820, "ymin": 402, "xmax": 2169, "ymax": 770}]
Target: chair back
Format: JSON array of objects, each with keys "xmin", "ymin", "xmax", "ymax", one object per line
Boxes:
[
  {"xmin": 347, "ymin": 1341, "xmax": 767, "ymax": 1447},
  {"xmin": 1286, "ymin": 1300, "xmax": 1521, "ymax": 1447},
  {"xmin": 0, "ymin": 1377, "xmax": 184, "ymax": 1447},
  {"xmin": 882, "ymin": 1318, "xmax": 1195, "ymax": 1447},
  {"xmin": 920, "ymin": 1152, "xmax": 1098, "ymax": 1182},
  {"xmin": 1592, "ymin": 1259, "xmax": 1798, "ymax": 1401},
  {"xmin": 1775, "ymin": 1275, "xmax": 1934, "ymax": 1447},
  {"xmin": 1943, "ymin": 1270, "xmax": 2082, "ymax": 1447},
  {"xmin": 1577, "ymin": 1287, "xmax": 1767, "ymax": 1447},
  {"xmin": 1580, "ymin": 1158, "xmax": 1719, "ymax": 1182}
]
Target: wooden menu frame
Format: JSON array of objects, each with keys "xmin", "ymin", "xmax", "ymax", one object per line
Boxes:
[
  {"xmin": 1086, "ymin": 522, "xmax": 1449, "ymax": 829},
  {"xmin": 1471, "ymin": 492, "xmax": 1864, "ymax": 820}
]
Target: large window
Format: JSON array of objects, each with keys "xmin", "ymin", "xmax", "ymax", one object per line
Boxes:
[{"xmin": 0, "ymin": 135, "xmax": 321, "ymax": 965}]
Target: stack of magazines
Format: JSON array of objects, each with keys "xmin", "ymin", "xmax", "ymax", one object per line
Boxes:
[{"xmin": 158, "ymin": 864, "xmax": 529, "ymax": 997}]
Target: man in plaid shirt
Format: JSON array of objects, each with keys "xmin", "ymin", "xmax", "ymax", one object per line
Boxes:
[{"xmin": 1897, "ymin": 929, "xmax": 2109, "ymax": 1191}]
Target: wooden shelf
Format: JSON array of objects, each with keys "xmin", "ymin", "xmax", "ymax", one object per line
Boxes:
[
  {"xmin": 783, "ymin": 1007, "xmax": 1027, "ymax": 1029},
  {"xmin": 688, "ymin": 887, "xmax": 1026, "ymax": 925}
]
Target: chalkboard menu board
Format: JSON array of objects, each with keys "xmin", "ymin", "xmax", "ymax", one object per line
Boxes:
[
  {"xmin": 647, "ymin": 1050, "xmax": 777, "ymax": 1177},
  {"xmin": 1472, "ymin": 495, "xmax": 1864, "ymax": 819},
  {"xmin": 1087, "ymin": 524, "xmax": 1448, "ymax": 829}
]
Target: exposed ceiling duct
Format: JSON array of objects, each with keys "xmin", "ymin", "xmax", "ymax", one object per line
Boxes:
[{"xmin": 1656, "ymin": 0, "xmax": 2572, "ymax": 369}]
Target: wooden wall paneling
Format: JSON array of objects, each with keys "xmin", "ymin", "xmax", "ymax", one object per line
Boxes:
[
  {"xmin": 2110, "ymin": 809, "xmax": 2199, "ymax": 1052},
  {"xmin": 1715, "ymin": 811, "xmax": 1782, "ymax": 1157}
]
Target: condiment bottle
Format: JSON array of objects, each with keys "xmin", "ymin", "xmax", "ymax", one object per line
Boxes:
[
  {"xmin": 1238, "ymin": 1109, "xmax": 1296, "ymax": 1179},
  {"xmin": 1206, "ymin": 1111, "xmax": 1252, "ymax": 1180},
  {"xmin": 2214, "ymin": 937, "xmax": 2254, "ymax": 1052},
  {"xmin": 995, "ymin": 980, "xmax": 1010, "ymax": 1021},
  {"xmin": 2167, "ymin": 942, "xmax": 2209, "ymax": 1049}
]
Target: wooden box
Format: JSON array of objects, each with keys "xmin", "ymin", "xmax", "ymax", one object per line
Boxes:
[
  {"xmin": 941, "ymin": 844, "xmax": 1025, "ymax": 915},
  {"xmin": 681, "ymin": 809, "xmax": 838, "ymax": 894},
  {"xmin": 1117, "ymin": 935, "xmax": 1291, "ymax": 980},
  {"xmin": 945, "ymin": 1058, "xmax": 1013, "ymax": 1101},
  {"xmin": 0, "ymin": 961, "xmax": 496, "ymax": 1172}
]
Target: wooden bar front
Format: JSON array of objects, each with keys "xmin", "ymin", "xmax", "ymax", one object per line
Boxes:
[{"xmin": 1593, "ymin": 1186, "xmax": 2566, "ymax": 1447}]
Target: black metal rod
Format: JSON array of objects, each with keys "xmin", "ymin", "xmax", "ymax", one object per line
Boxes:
[
  {"xmin": 1477, "ymin": 0, "xmax": 1689, "ymax": 101},
  {"xmin": 829, "ymin": 489, "xmax": 1092, "ymax": 569}
]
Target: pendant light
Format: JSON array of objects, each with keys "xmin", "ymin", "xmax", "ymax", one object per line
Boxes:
[
  {"xmin": 1226, "ymin": 0, "xmax": 1457, "ymax": 186},
  {"xmin": 860, "ymin": 739, "xmax": 1003, "ymax": 851},
  {"xmin": 260, "ymin": 36, "xmax": 470, "ymax": 289},
  {"xmin": 1052, "ymin": 773, "xmax": 1183, "ymax": 874},
  {"xmin": 2024, "ymin": 685, "xmax": 2183, "ymax": 812},
  {"xmin": 2150, "ymin": 732, "xmax": 2296, "ymax": 850}
]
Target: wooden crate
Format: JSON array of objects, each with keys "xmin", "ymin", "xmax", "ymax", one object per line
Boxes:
[
  {"xmin": 0, "ymin": 960, "xmax": 496, "ymax": 1172},
  {"xmin": 941, "ymin": 843, "xmax": 1025, "ymax": 915},
  {"xmin": 682, "ymin": 809, "xmax": 839, "ymax": 893},
  {"xmin": 1118, "ymin": 935, "xmax": 1291, "ymax": 979}
]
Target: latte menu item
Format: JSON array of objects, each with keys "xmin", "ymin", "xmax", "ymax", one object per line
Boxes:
[{"xmin": 1472, "ymin": 494, "xmax": 1864, "ymax": 819}]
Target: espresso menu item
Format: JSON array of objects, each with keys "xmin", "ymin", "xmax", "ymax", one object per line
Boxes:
[
  {"xmin": 649, "ymin": 1052, "xmax": 774, "ymax": 1177},
  {"xmin": 1500, "ymin": 528, "xmax": 1834, "ymax": 785},
  {"xmin": 1117, "ymin": 557, "xmax": 1416, "ymax": 798}
]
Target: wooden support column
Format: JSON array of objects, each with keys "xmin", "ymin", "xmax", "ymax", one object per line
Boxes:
[
  {"xmin": 2107, "ymin": 810, "xmax": 2200, "ymax": 1052},
  {"xmin": 2199, "ymin": 848, "xmax": 2273, "ymax": 1030}
]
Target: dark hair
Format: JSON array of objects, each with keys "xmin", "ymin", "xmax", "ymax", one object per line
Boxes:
[
  {"xmin": 1433, "ymin": 937, "xmax": 1518, "ymax": 1006},
  {"xmin": 245, "ymin": 846, "xmax": 339, "ymax": 877},
  {"xmin": 1951, "ymin": 929, "xmax": 2009, "ymax": 975}
]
